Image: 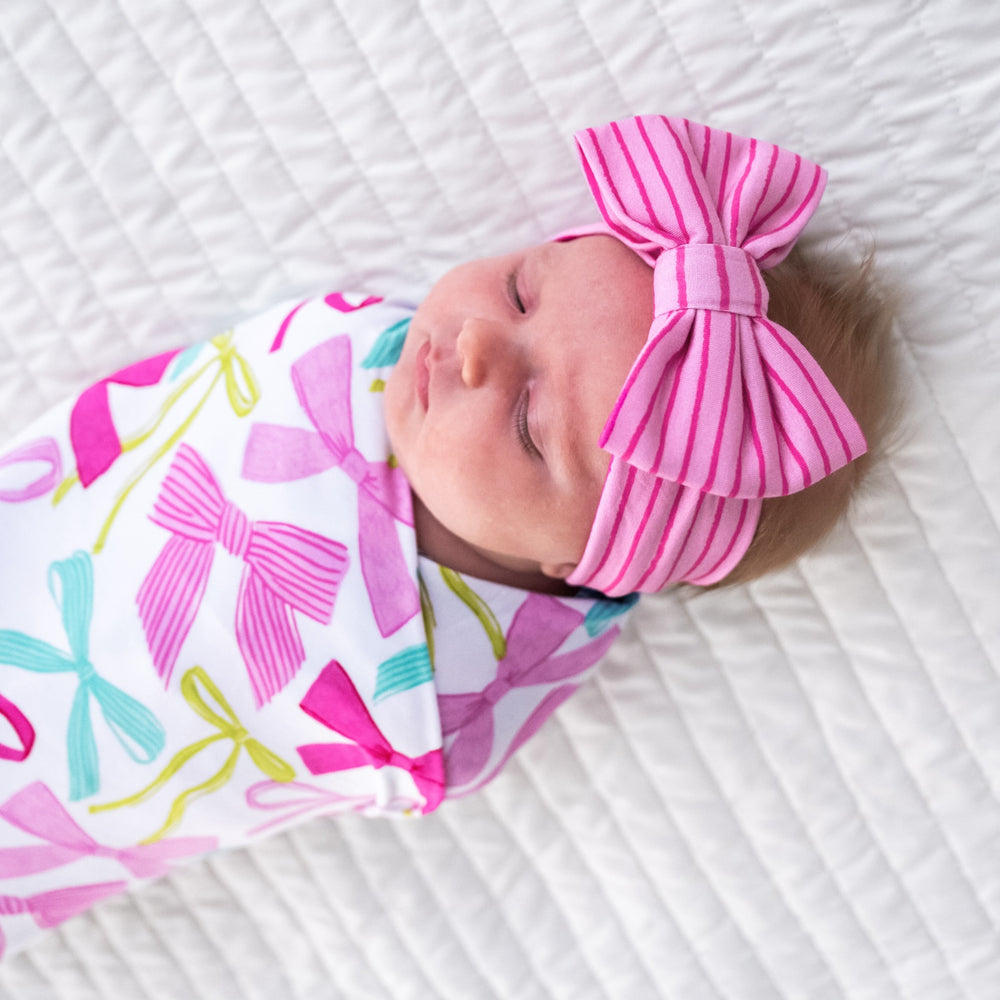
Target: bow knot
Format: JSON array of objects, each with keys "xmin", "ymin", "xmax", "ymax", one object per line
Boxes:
[
  {"xmin": 482, "ymin": 676, "xmax": 512, "ymax": 706},
  {"xmin": 365, "ymin": 746, "xmax": 412, "ymax": 771},
  {"xmin": 73, "ymin": 658, "xmax": 97, "ymax": 686},
  {"xmin": 337, "ymin": 443, "xmax": 373, "ymax": 487},
  {"xmin": 216, "ymin": 501, "xmax": 251, "ymax": 558},
  {"xmin": 654, "ymin": 244, "xmax": 768, "ymax": 318}
]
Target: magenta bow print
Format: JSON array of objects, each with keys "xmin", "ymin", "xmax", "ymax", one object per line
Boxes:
[
  {"xmin": 437, "ymin": 593, "xmax": 620, "ymax": 787},
  {"xmin": 268, "ymin": 292, "xmax": 384, "ymax": 352},
  {"xmin": 0, "ymin": 694, "xmax": 34, "ymax": 762},
  {"xmin": 0, "ymin": 782, "xmax": 215, "ymax": 880},
  {"xmin": 297, "ymin": 661, "xmax": 444, "ymax": 814},
  {"xmin": 137, "ymin": 444, "xmax": 349, "ymax": 706},
  {"xmin": 242, "ymin": 335, "xmax": 419, "ymax": 638},
  {"xmin": 67, "ymin": 349, "xmax": 181, "ymax": 489},
  {"xmin": 0, "ymin": 880, "xmax": 126, "ymax": 958},
  {"xmin": 0, "ymin": 438, "xmax": 62, "ymax": 503}
]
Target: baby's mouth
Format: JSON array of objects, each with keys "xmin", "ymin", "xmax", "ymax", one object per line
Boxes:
[{"xmin": 416, "ymin": 340, "xmax": 431, "ymax": 410}]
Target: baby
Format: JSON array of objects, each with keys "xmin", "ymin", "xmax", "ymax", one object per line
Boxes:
[{"xmin": 0, "ymin": 115, "xmax": 893, "ymax": 957}]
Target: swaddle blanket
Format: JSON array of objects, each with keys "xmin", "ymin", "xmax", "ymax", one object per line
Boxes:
[{"xmin": 0, "ymin": 293, "xmax": 631, "ymax": 958}]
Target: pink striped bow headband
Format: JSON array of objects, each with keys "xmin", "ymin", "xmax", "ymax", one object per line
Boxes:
[{"xmin": 563, "ymin": 116, "xmax": 867, "ymax": 595}]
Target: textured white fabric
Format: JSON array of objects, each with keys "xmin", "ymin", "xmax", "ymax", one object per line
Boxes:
[{"xmin": 1, "ymin": 0, "xmax": 998, "ymax": 997}]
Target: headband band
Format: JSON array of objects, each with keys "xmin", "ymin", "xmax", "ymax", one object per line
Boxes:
[{"xmin": 565, "ymin": 115, "xmax": 867, "ymax": 595}]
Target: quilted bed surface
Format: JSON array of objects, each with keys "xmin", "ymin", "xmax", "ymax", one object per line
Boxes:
[{"xmin": 1, "ymin": 1, "xmax": 998, "ymax": 997}]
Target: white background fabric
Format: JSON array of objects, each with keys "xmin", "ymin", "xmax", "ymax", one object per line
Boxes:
[{"xmin": 1, "ymin": 1, "xmax": 998, "ymax": 997}]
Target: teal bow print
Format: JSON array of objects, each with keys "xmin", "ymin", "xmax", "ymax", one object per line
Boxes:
[{"xmin": 0, "ymin": 551, "xmax": 165, "ymax": 800}]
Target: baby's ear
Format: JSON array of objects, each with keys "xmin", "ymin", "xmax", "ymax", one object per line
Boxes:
[{"xmin": 540, "ymin": 562, "xmax": 577, "ymax": 580}]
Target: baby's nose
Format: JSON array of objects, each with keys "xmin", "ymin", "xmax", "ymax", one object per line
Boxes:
[{"xmin": 458, "ymin": 317, "xmax": 513, "ymax": 389}]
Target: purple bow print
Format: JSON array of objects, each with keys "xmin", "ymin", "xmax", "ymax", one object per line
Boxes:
[
  {"xmin": 297, "ymin": 661, "xmax": 444, "ymax": 814},
  {"xmin": 242, "ymin": 335, "xmax": 419, "ymax": 638},
  {"xmin": 0, "ymin": 880, "xmax": 127, "ymax": 958},
  {"xmin": 137, "ymin": 444, "xmax": 349, "ymax": 705},
  {"xmin": 0, "ymin": 438, "xmax": 62, "ymax": 503},
  {"xmin": 0, "ymin": 782, "xmax": 215, "ymax": 880},
  {"xmin": 438, "ymin": 593, "xmax": 620, "ymax": 787}
]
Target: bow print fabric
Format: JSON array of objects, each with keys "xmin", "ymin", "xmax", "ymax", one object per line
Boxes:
[
  {"xmin": 0, "ymin": 289, "xmax": 633, "ymax": 956},
  {"xmin": 242, "ymin": 334, "xmax": 419, "ymax": 638},
  {"xmin": 138, "ymin": 444, "xmax": 349, "ymax": 706}
]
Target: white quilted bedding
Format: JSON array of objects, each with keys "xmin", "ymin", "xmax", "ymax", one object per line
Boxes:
[{"xmin": 1, "ymin": 1, "xmax": 998, "ymax": 997}]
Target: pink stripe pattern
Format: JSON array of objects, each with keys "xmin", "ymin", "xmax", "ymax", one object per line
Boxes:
[
  {"xmin": 565, "ymin": 116, "xmax": 867, "ymax": 594},
  {"xmin": 137, "ymin": 444, "xmax": 349, "ymax": 706}
]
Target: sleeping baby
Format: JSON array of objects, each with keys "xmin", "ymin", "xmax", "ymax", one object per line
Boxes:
[{"xmin": 0, "ymin": 114, "xmax": 894, "ymax": 957}]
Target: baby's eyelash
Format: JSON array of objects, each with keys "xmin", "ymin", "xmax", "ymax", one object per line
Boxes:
[
  {"xmin": 516, "ymin": 390, "xmax": 542, "ymax": 459},
  {"xmin": 506, "ymin": 269, "xmax": 526, "ymax": 313}
]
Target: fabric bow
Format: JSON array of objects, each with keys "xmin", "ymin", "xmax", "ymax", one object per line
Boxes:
[
  {"xmin": 437, "ymin": 593, "xmax": 619, "ymax": 787},
  {"xmin": 137, "ymin": 443, "xmax": 349, "ymax": 706},
  {"xmin": 0, "ymin": 782, "xmax": 215, "ymax": 879},
  {"xmin": 565, "ymin": 116, "xmax": 867, "ymax": 593},
  {"xmin": 0, "ymin": 437, "xmax": 62, "ymax": 503},
  {"xmin": 91, "ymin": 665, "xmax": 295, "ymax": 843},
  {"xmin": 297, "ymin": 660, "xmax": 444, "ymax": 814},
  {"xmin": 242, "ymin": 335, "xmax": 418, "ymax": 638},
  {"xmin": 0, "ymin": 881, "xmax": 127, "ymax": 957},
  {"xmin": 0, "ymin": 551, "xmax": 165, "ymax": 800}
]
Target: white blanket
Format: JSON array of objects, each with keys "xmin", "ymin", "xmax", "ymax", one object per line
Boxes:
[{"xmin": 1, "ymin": 0, "xmax": 998, "ymax": 997}]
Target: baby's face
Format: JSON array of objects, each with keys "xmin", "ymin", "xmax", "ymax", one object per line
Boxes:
[{"xmin": 385, "ymin": 236, "xmax": 653, "ymax": 582}]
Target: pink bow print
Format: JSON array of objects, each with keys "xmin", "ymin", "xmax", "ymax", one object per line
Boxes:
[
  {"xmin": 138, "ymin": 444, "xmax": 349, "ymax": 705},
  {"xmin": 0, "ymin": 438, "xmax": 62, "ymax": 503},
  {"xmin": 242, "ymin": 335, "xmax": 419, "ymax": 638},
  {"xmin": 438, "ymin": 593, "xmax": 619, "ymax": 787},
  {"xmin": 0, "ymin": 881, "xmax": 127, "ymax": 958},
  {"xmin": 0, "ymin": 782, "xmax": 215, "ymax": 880},
  {"xmin": 0, "ymin": 694, "xmax": 34, "ymax": 762},
  {"xmin": 297, "ymin": 661, "xmax": 444, "ymax": 814},
  {"xmin": 69, "ymin": 349, "xmax": 181, "ymax": 488}
]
